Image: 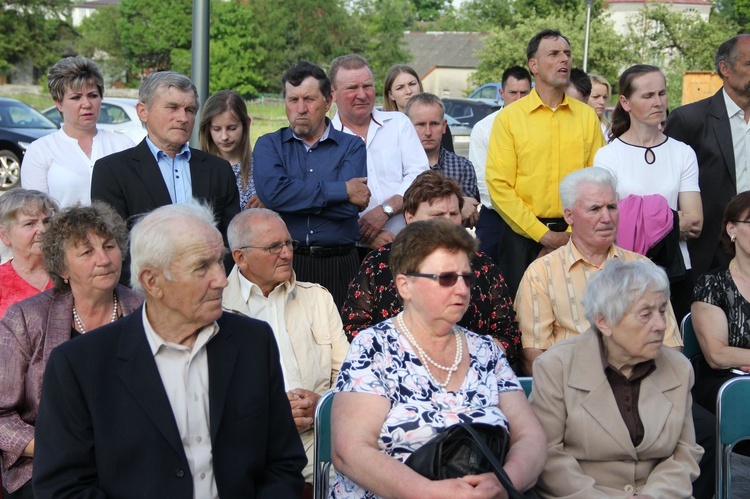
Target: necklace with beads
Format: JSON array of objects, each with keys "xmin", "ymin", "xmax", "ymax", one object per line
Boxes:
[
  {"xmin": 72, "ymin": 293, "xmax": 119, "ymax": 334},
  {"xmin": 396, "ymin": 313, "xmax": 462, "ymax": 388}
]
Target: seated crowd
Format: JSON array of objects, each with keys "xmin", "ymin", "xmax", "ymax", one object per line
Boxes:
[{"xmin": 2, "ymin": 30, "xmax": 749, "ymax": 499}]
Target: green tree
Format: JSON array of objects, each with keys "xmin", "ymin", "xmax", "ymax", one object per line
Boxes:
[
  {"xmin": 472, "ymin": 10, "xmax": 630, "ymax": 92},
  {"xmin": 252, "ymin": 0, "xmax": 363, "ymax": 92},
  {"xmin": 349, "ymin": 0, "xmax": 415, "ymax": 89},
  {"xmin": 411, "ymin": 0, "xmax": 449, "ymax": 22},
  {"xmin": 76, "ymin": 5, "xmax": 132, "ymax": 85},
  {"xmin": 627, "ymin": 4, "xmax": 738, "ymax": 105},
  {"xmin": 0, "ymin": 0, "xmax": 77, "ymax": 79},
  {"xmin": 117, "ymin": 0, "xmax": 193, "ymax": 74},
  {"xmin": 209, "ymin": 0, "xmax": 266, "ymax": 97}
]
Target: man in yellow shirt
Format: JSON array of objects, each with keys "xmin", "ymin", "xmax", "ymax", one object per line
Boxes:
[{"xmin": 486, "ymin": 29, "xmax": 605, "ymax": 296}]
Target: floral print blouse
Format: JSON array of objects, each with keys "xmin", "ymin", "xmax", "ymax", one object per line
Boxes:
[
  {"xmin": 330, "ymin": 319, "xmax": 522, "ymax": 499},
  {"xmin": 340, "ymin": 244, "xmax": 522, "ymax": 365}
]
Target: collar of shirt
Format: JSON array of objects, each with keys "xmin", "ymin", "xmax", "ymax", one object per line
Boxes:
[
  {"xmin": 331, "ymin": 109, "xmax": 388, "ymax": 133},
  {"xmin": 566, "ymin": 239, "xmax": 620, "ymax": 272},
  {"xmin": 723, "ymin": 88, "xmax": 744, "ymax": 120},
  {"xmin": 145, "ymin": 136, "xmax": 191, "ymax": 162},
  {"xmin": 237, "ymin": 268, "xmax": 297, "ymax": 304},
  {"xmin": 141, "ymin": 302, "xmax": 218, "ymax": 356},
  {"xmin": 526, "ymin": 87, "xmax": 572, "ymax": 113},
  {"xmin": 287, "ymin": 120, "xmax": 333, "ymax": 152}
]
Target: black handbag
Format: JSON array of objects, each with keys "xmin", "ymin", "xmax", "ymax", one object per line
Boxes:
[{"xmin": 404, "ymin": 421, "xmax": 532, "ymax": 499}]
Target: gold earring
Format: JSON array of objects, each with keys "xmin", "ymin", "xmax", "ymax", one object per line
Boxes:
[{"xmin": 731, "ymin": 234, "xmax": 736, "ymax": 243}]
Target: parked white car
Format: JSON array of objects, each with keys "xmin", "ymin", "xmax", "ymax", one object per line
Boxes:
[{"xmin": 43, "ymin": 97, "xmax": 147, "ymax": 144}]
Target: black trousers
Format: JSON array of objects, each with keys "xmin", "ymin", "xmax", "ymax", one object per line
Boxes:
[{"xmin": 293, "ymin": 247, "xmax": 359, "ymax": 311}]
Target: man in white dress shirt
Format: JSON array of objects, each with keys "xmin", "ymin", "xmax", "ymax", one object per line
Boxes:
[
  {"xmin": 329, "ymin": 54, "xmax": 428, "ymax": 256},
  {"xmin": 469, "ymin": 66, "xmax": 532, "ymax": 263},
  {"xmin": 222, "ymin": 208, "xmax": 350, "ymax": 498}
]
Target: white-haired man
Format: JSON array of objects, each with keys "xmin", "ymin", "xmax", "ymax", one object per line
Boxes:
[
  {"xmin": 33, "ymin": 203, "xmax": 305, "ymax": 498},
  {"xmin": 222, "ymin": 208, "xmax": 349, "ymax": 498}
]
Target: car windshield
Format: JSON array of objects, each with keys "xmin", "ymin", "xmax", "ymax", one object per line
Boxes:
[{"xmin": 0, "ymin": 101, "xmax": 56, "ymax": 129}]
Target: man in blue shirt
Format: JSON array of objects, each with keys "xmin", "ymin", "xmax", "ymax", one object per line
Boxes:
[{"xmin": 254, "ymin": 61, "xmax": 369, "ymax": 309}]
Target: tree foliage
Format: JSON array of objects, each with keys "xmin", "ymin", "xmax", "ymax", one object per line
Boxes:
[
  {"xmin": 349, "ymin": 0, "xmax": 415, "ymax": 88},
  {"xmin": 76, "ymin": 6, "xmax": 130, "ymax": 85},
  {"xmin": 626, "ymin": 4, "xmax": 739, "ymax": 105},
  {"xmin": 472, "ymin": 9, "xmax": 631, "ymax": 92},
  {"xmin": 411, "ymin": 0, "xmax": 449, "ymax": 22},
  {"xmin": 0, "ymin": 0, "xmax": 77, "ymax": 79},
  {"xmin": 117, "ymin": 0, "xmax": 193, "ymax": 74}
]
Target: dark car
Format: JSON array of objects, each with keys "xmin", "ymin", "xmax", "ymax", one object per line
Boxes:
[
  {"xmin": 0, "ymin": 97, "xmax": 57, "ymax": 190},
  {"xmin": 442, "ymin": 98, "xmax": 502, "ymax": 128}
]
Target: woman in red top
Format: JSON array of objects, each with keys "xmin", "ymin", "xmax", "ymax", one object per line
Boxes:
[{"xmin": 0, "ymin": 189, "xmax": 59, "ymax": 317}]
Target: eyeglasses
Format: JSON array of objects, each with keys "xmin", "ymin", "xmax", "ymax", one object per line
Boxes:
[
  {"xmin": 405, "ymin": 272, "xmax": 476, "ymax": 287},
  {"xmin": 734, "ymin": 220, "xmax": 750, "ymax": 224},
  {"xmin": 239, "ymin": 239, "xmax": 298, "ymax": 254}
]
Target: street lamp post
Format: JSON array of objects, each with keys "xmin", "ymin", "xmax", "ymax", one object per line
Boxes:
[{"xmin": 583, "ymin": 0, "xmax": 595, "ymax": 72}]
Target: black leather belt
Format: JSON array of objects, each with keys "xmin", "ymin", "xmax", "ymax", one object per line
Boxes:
[
  {"xmin": 539, "ymin": 218, "xmax": 568, "ymax": 232},
  {"xmin": 294, "ymin": 244, "xmax": 355, "ymax": 257}
]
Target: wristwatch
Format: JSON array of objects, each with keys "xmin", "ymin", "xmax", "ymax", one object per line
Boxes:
[{"xmin": 381, "ymin": 203, "xmax": 394, "ymax": 219}]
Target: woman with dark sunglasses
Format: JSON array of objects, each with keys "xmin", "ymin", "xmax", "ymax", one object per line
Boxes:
[
  {"xmin": 341, "ymin": 170, "xmax": 522, "ymax": 367},
  {"xmin": 329, "ymin": 217, "xmax": 546, "ymax": 498}
]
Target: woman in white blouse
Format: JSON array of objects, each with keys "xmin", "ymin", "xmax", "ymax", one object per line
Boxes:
[
  {"xmin": 594, "ymin": 64, "xmax": 702, "ymax": 322},
  {"xmin": 20, "ymin": 57, "xmax": 133, "ymax": 207}
]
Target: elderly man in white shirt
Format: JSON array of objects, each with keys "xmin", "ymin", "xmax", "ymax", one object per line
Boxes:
[
  {"xmin": 222, "ymin": 208, "xmax": 350, "ymax": 496},
  {"xmin": 329, "ymin": 54, "xmax": 428, "ymax": 255}
]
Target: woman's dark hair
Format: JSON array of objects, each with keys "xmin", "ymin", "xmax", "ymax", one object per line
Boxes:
[
  {"xmin": 43, "ymin": 202, "xmax": 128, "ymax": 290},
  {"xmin": 721, "ymin": 191, "xmax": 750, "ymax": 257},
  {"xmin": 608, "ymin": 64, "xmax": 662, "ymax": 142}
]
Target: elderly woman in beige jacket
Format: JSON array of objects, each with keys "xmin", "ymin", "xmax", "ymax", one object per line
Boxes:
[{"xmin": 530, "ymin": 259, "xmax": 702, "ymax": 498}]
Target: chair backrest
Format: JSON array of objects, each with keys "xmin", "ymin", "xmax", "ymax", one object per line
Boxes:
[
  {"xmin": 716, "ymin": 377, "xmax": 750, "ymax": 498},
  {"xmin": 680, "ymin": 312, "xmax": 702, "ymax": 360},
  {"xmin": 313, "ymin": 390, "xmax": 335, "ymax": 499},
  {"xmin": 518, "ymin": 377, "xmax": 532, "ymax": 398}
]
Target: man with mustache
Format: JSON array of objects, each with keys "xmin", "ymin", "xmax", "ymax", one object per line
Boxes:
[
  {"xmin": 91, "ymin": 71, "xmax": 240, "ymax": 284},
  {"xmin": 222, "ymin": 208, "xmax": 349, "ymax": 499},
  {"xmin": 254, "ymin": 61, "xmax": 369, "ymax": 309},
  {"xmin": 33, "ymin": 203, "xmax": 305, "ymax": 498}
]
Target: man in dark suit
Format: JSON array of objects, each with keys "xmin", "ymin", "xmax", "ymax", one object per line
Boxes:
[
  {"xmin": 665, "ymin": 34, "xmax": 750, "ymax": 278},
  {"xmin": 32, "ymin": 203, "xmax": 305, "ymax": 498},
  {"xmin": 91, "ymin": 71, "xmax": 240, "ymax": 282}
]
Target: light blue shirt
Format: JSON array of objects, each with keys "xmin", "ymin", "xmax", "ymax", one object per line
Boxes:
[{"xmin": 145, "ymin": 137, "xmax": 192, "ymax": 203}]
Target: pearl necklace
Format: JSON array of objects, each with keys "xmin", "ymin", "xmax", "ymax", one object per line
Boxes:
[
  {"xmin": 72, "ymin": 294, "xmax": 119, "ymax": 334},
  {"xmin": 396, "ymin": 313, "xmax": 462, "ymax": 388}
]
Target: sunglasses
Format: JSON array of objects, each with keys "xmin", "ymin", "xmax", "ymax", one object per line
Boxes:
[{"xmin": 405, "ymin": 272, "xmax": 476, "ymax": 287}]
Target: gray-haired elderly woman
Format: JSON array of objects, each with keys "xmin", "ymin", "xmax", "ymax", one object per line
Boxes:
[
  {"xmin": 0, "ymin": 189, "xmax": 59, "ymax": 317},
  {"xmin": 20, "ymin": 56, "xmax": 134, "ymax": 207},
  {"xmin": 0, "ymin": 202, "xmax": 142, "ymax": 498},
  {"xmin": 530, "ymin": 259, "xmax": 702, "ymax": 498}
]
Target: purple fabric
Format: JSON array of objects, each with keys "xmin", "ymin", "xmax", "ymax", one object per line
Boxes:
[
  {"xmin": 617, "ymin": 194, "xmax": 673, "ymax": 255},
  {"xmin": 0, "ymin": 285, "xmax": 143, "ymax": 492}
]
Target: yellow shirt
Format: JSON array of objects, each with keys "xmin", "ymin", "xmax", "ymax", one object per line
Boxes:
[
  {"xmin": 486, "ymin": 89, "xmax": 605, "ymax": 242},
  {"xmin": 515, "ymin": 240, "xmax": 683, "ymax": 350}
]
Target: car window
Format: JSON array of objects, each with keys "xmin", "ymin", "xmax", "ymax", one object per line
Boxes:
[
  {"xmin": 100, "ymin": 104, "xmax": 131, "ymax": 125},
  {"xmin": 0, "ymin": 102, "xmax": 56, "ymax": 129},
  {"xmin": 479, "ymin": 86, "xmax": 496, "ymax": 99}
]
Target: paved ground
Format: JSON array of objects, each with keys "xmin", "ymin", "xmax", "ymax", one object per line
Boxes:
[{"xmin": 729, "ymin": 452, "xmax": 750, "ymax": 498}]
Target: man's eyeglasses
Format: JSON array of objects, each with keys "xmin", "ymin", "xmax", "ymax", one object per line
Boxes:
[
  {"xmin": 405, "ymin": 272, "xmax": 476, "ymax": 287},
  {"xmin": 239, "ymin": 240, "xmax": 298, "ymax": 254}
]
